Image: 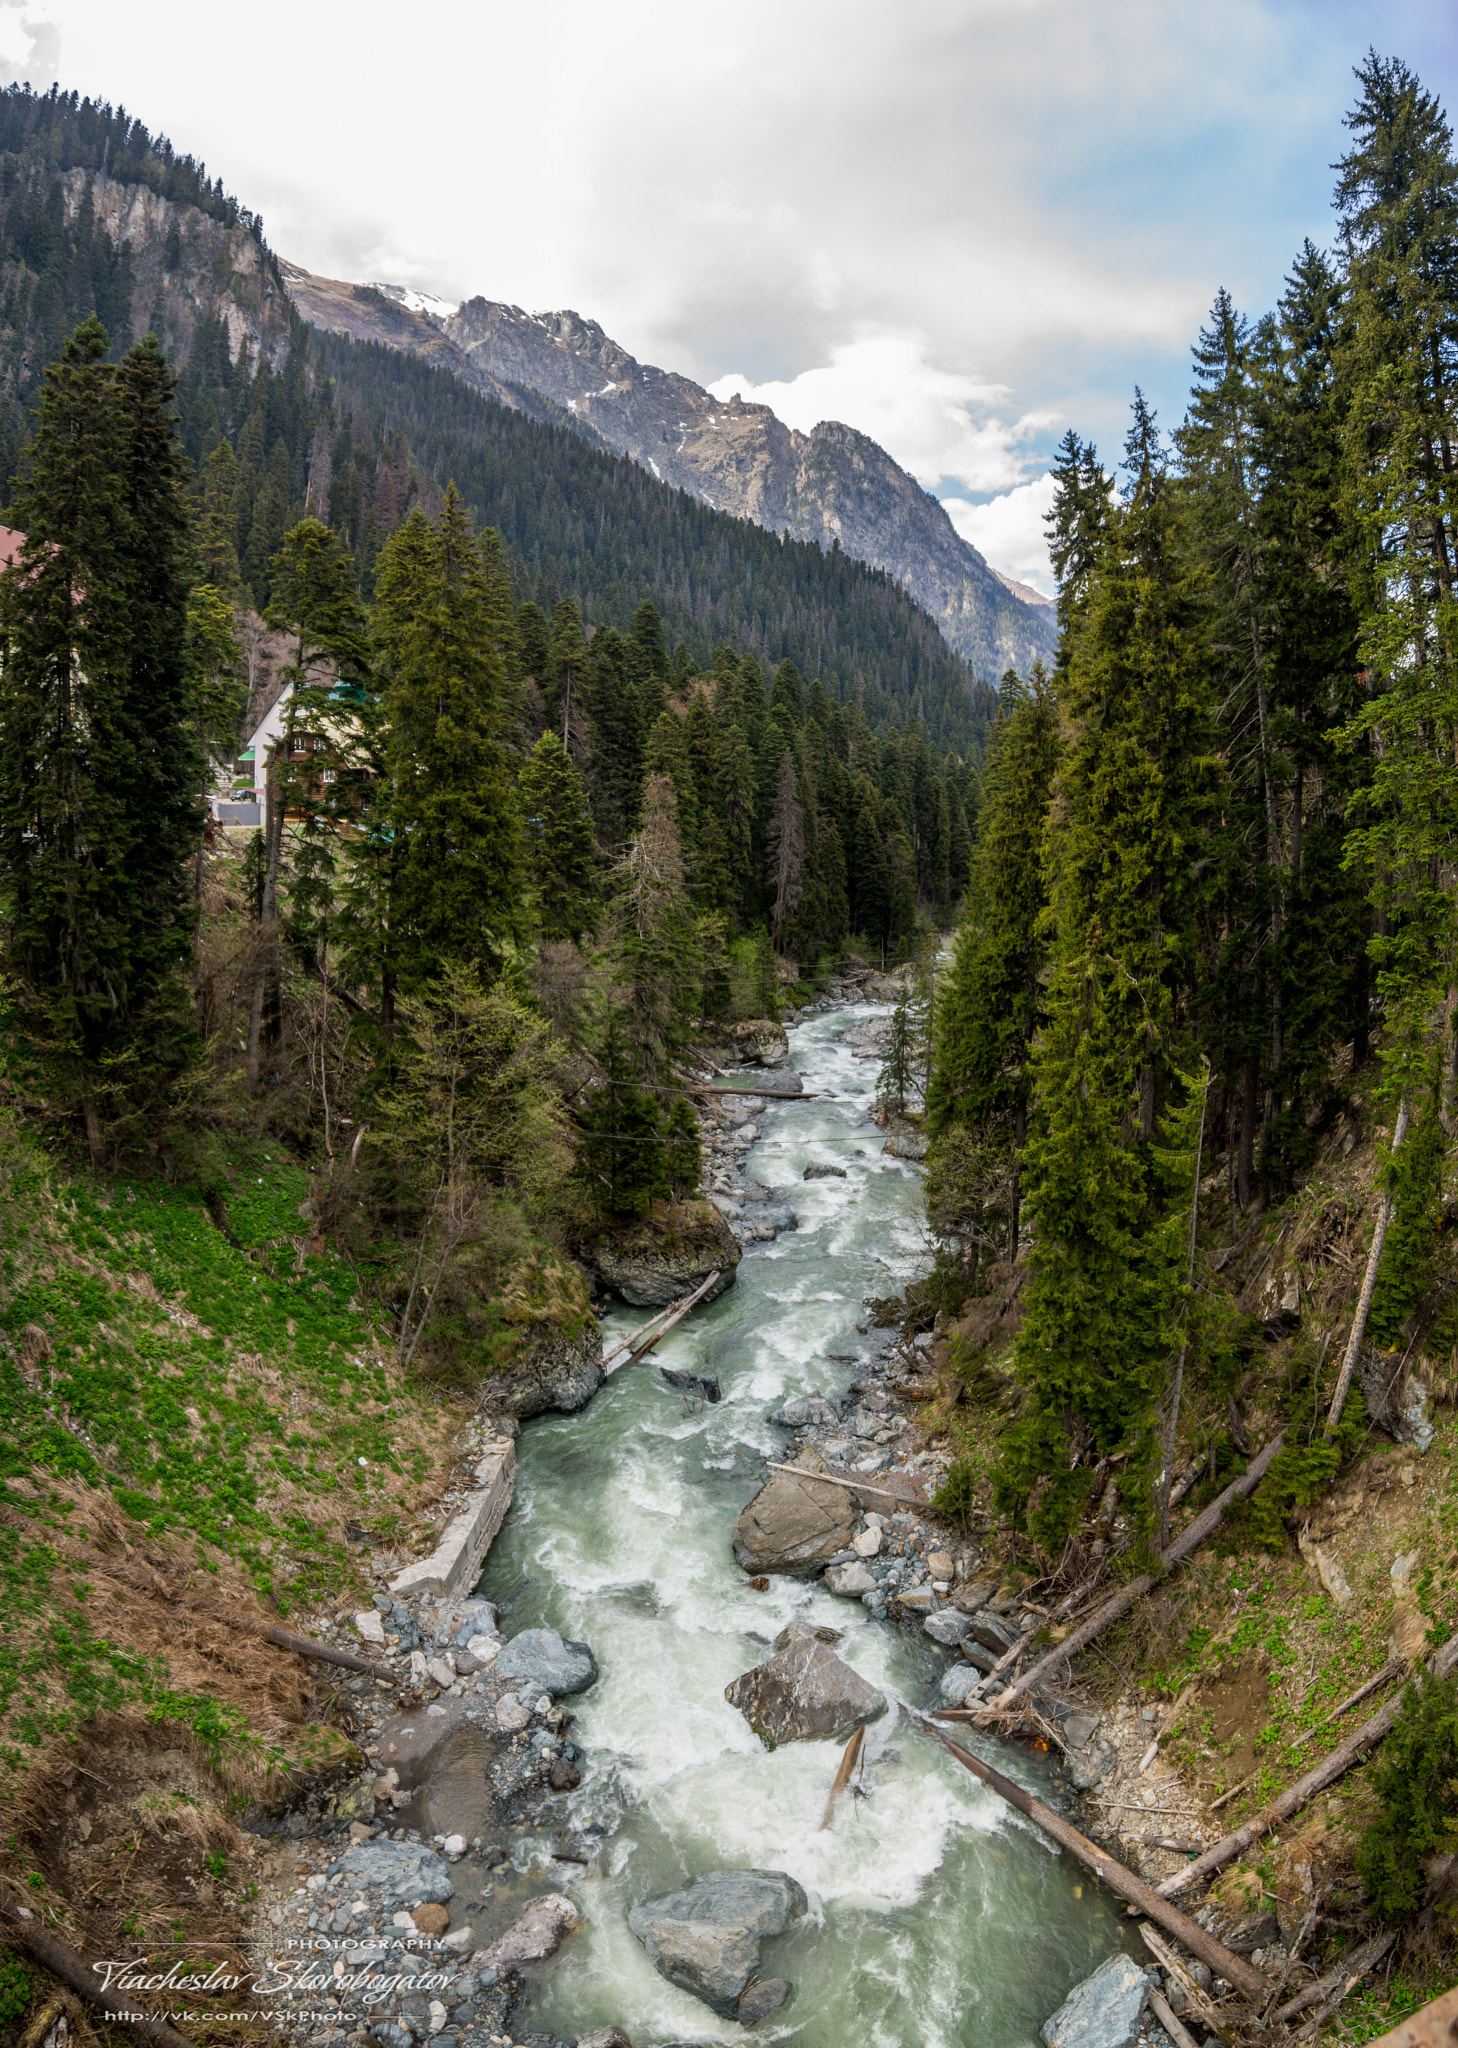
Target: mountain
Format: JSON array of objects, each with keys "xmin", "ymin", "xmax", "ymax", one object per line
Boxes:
[
  {"xmin": 0, "ymin": 84, "xmax": 1005, "ymax": 752},
  {"xmin": 283, "ymin": 269, "xmax": 1058, "ymax": 679}
]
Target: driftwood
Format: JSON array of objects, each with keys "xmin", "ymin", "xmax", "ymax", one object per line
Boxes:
[
  {"xmin": 1275, "ymin": 1926, "xmax": 1396, "ymax": 2025},
  {"xmin": 600, "ymin": 1269, "xmax": 723, "ymax": 1372},
  {"xmin": 2, "ymin": 1904, "xmax": 199, "ymax": 2048},
  {"xmin": 991, "ymin": 1433, "xmax": 1288, "ymax": 1712},
  {"xmin": 1146, "ymin": 1985, "xmax": 1198, "ymax": 2048},
  {"xmin": 766, "ymin": 1463, "xmax": 927, "ymax": 1509},
  {"xmin": 1326, "ymin": 1095, "xmax": 1410, "ymax": 1431},
  {"xmin": 903, "ymin": 1707, "xmax": 1269, "ymax": 2001},
  {"xmin": 1138, "ymin": 1924, "xmax": 1227, "ymax": 2038},
  {"xmin": 1159, "ymin": 1631, "xmax": 1458, "ymax": 1900},
  {"xmin": 819, "ymin": 1724, "xmax": 865, "ymax": 1829}
]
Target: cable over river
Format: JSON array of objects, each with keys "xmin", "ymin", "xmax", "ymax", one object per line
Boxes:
[{"xmin": 480, "ymin": 1004, "xmax": 1131, "ymax": 2047}]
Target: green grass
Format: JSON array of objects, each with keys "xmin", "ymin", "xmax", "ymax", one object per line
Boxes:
[{"xmin": 0, "ymin": 1121, "xmax": 450, "ymax": 1764}]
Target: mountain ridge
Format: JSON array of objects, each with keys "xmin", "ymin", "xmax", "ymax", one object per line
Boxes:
[{"xmin": 283, "ymin": 265, "xmax": 1056, "ymax": 679}]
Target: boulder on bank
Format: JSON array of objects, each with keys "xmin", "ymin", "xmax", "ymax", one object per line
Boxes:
[
  {"xmin": 628, "ymin": 1868, "xmax": 806, "ymax": 2015},
  {"xmin": 493, "ymin": 1626, "xmax": 598, "ymax": 1696},
  {"xmin": 589, "ymin": 1201, "xmax": 740, "ymax": 1307},
  {"xmin": 1040, "ymin": 1954, "xmax": 1150, "ymax": 2048},
  {"xmin": 477, "ymin": 1892, "xmax": 581, "ymax": 1973},
  {"xmin": 772, "ymin": 1394, "xmax": 840, "ymax": 1428},
  {"xmin": 882, "ymin": 1113, "xmax": 928, "ymax": 1161},
  {"xmin": 338, "ymin": 1840, "xmax": 454, "ymax": 1906},
  {"xmin": 731, "ymin": 1444, "xmax": 859, "ymax": 1577},
  {"xmin": 477, "ymin": 1254, "xmax": 604, "ymax": 1418},
  {"xmin": 725, "ymin": 1619, "xmax": 887, "ymax": 1745},
  {"xmin": 730, "ymin": 1019, "xmax": 790, "ymax": 1066}
]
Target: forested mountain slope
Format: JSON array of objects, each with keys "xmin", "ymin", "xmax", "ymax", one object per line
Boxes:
[
  {"xmin": 0, "ymin": 84, "xmax": 994, "ymax": 754},
  {"xmin": 286, "ymin": 264, "xmax": 1058, "ymax": 680}
]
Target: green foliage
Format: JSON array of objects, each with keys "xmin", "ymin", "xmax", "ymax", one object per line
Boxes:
[
  {"xmin": 520, "ymin": 731, "xmax": 600, "ymax": 944},
  {"xmin": 0, "ymin": 1953, "xmax": 31, "ymax": 2023},
  {"xmin": 1355, "ymin": 1671, "xmax": 1458, "ymax": 1918},
  {"xmin": 0, "ymin": 319, "xmax": 204, "ymax": 1158},
  {"xmin": 1369, "ymin": 1071, "xmax": 1449, "ymax": 1346}
]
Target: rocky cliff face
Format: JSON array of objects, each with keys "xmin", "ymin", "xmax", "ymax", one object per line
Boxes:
[
  {"xmin": 61, "ymin": 168, "xmax": 294, "ymax": 370},
  {"xmin": 283, "ymin": 269, "xmax": 1056, "ymax": 678}
]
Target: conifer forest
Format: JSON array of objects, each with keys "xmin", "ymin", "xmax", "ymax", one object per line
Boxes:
[{"xmin": 2, "ymin": 45, "xmax": 1458, "ymax": 2048}]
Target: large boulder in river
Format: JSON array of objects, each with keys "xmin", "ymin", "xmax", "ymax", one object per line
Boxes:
[
  {"xmin": 493, "ymin": 1626, "xmax": 598, "ymax": 1697},
  {"xmin": 628, "ymin": 1868, "xmax": 806, "ymax": 2015},
  {"xmin": 730, "ymin": 1018, "xmax": 790, "ymax": 1065},
  {"xmin": 589, "ymin": 1201, "xmax": 740, "ymax": 1307},
  {"xmin": 725, "ymin": 1620, "xmax": 886, "ymax": 1745},
  {"xmin": 731, "ymin": 1444, "xmax": 859, "ymax": 1578},
  {"xmin": 1040, "ymin": 1953, "xmax": 1150, "ymax": 2048}
]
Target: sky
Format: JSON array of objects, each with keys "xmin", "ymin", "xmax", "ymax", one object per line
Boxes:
[{"xmin": 4, "ymin": 0, "xmax": 1456, "ymax": 594}]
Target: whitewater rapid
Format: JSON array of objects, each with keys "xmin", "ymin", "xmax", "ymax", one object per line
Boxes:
[{"xmin": 479, "ymin": 1004, "xmax": 1128, "ymax": 2047}]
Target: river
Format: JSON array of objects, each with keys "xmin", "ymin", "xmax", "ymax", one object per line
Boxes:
[{"xmin": 479, "ymin": 1003, "xmax": 1130, "ymax": 2047}]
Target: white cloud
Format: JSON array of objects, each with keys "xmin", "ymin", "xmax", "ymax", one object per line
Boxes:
[
  {"xmin": 708, "ymin": 334, "xmax": 1057, "ymax": 495},
  {"xmin": 943, "ymin": 476, "xmax": 1059, "ymax": 597}
]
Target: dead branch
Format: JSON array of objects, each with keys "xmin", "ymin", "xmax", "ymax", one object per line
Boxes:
[
  {"xmin": 1275, "ymin": 1927, "xmax": 1395, "ymax": 2026},
  {"xmin": 819, "ymin": 1724, "xmax": 866, "ymax": 1830}
]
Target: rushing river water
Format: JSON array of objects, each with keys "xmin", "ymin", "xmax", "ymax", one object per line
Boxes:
[{"xmin": 480, "ymin": 1005, "xmax": 1130, "ymax": 2047}]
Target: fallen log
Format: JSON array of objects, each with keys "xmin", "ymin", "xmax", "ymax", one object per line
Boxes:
[
  {"xmin": 991, "ymin": 1433, "xmax": 1287, "ymax": 1712},
  {"xmin": 1138, "ymin": 1923, "xmax": 1227, "ymax": 2038},
  {"xmin": 903, "ymin": 1706, "xmax": 1268, "ymax": 2001},
  {"xmin": 1362, "ymin": 1980, "xmax": 1458, "ymax": 2047},
  {"xmin": 1292, "ymin": 1658, "xmax": 1401, "ymax": 1746},
  {"xmin": 819, "ymin": 1723, "xmax": 865, "ymax": 1830},
  {"xmin": 1159, "ymin": 1632, "xmax": 1458, "ymax": 1900},
  {"xmin": 1146, "ymin": 1985, "xmax": 1198, "ymax": 2048},
  {"xmin": 612, "ymin": 1269, "xmax": 723, "ymax": 1370},
  {"xmin": 2, "ymin": 1904, "xmax": 199, "ymax": 2048},
  {"xmin": 766, "ymin": 1463, "xmax": 927, "ymax": 1509},
  {"xmin": 599, "ymin": 1299, "xmax": 682, "ymax": 1370},
  {"xmin": 1275, "ymin": 1926, "xmax": 1395, "ymax": 2025}
]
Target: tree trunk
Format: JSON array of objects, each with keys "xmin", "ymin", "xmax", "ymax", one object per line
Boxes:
[
  {"xmin": 1324, "ymin": 1093, "xmax": 1410, "ymax": 1432},
  {"xmin": 1158, "ymin": 1624, "xmax": 1458, "ymax": 1900},
  {"xmin": 1237, "ymin": 1054, "xmax": 1258, "ymax": 1209},
  {"xmin": 993, "ymin": 1432, "xmax": 1286, "ymax": 1711},
  {"xmin": 1159, "ymin": 1072, "xmax": 1208, "ymax": 1545},
  {"xmin": 246, "ymin": 753, "xmax": 284, "ymax": 1091}
]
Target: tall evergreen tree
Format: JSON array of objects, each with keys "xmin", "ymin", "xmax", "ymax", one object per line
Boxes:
[
  {"xmin": 519, "ymin": 731, "xmax": 598, "ymax": 944},
  {"xmin": 0, "ymin": 318, "xmax": 202, "ymax": 1162}
]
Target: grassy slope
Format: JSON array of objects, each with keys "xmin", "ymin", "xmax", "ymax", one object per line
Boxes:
[{"xmin": 0, "ymin": 1113, "xmax": 462, "ymax": 1771}]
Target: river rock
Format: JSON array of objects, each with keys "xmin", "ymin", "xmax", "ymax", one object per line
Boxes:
[
  {"xmin": 732, "ymin": 1444, "xmax": 860, "ymax": 1577},
  {"xmin": 730, "ymin": 1019, "xmax": 790, "ymax": 1065},
  {"xmin": 725, "ymin": 1620, "xmax": 887, "ymax": 1744},
  {"xmin": 924, "ymin": 1610, "xmax": 972, "ymax": 1647},
  {"xmin": 825, "ymin": 1560, "xmax": 876, "ymax": 1597},
  {"xmin": 338, "ymin": 1841, "xmax": 454, "ymax": 1906},
  {"xmin": 964, "ymin": 1609, "xmax": 1019, "ymax": 1654},
  {"xmin": 1040, "ymin": 1953, "xmax": 1149, "ymax": 2048},
  {"xmin": 852, "ymin": 1527, "xmax": 883, "ymax": 1558},
  {"xmin": 895, "ymin": 1585, "xmax": 936, "ymax": 1613},
  {"xmin": 590, "ymin": 1201, "xmax": 740, "ymax": 1307},
  {"xmin": 576, "ymin": 2034, "xmax": 633, "ymax": 2048},
  {"xmin": 493, "ymin": 1626, "xmax": 598, "ymax": 1697},
  {"xmin": 627, "ymin": 1868, "xmax": 806, "ymax": 2015},
  {"xmin": 739, "ymin": 1978, "xmax": 791, "ymax": 2023},
  {"xmin": 803, "ymin": 1163, "xmax": 847, "ymax": 1180},
  {"xmin": 938, "ymin": 1664, "xmax": 984, "ymax": 1706},
  {"xmin": 772, "ymin": 1394, "xmax": 840, "ymax": 1428},
  {"xmin": 483, "ymin": 1323, "xmax": 604, "ymax": 1417},
  {"xmin": 478, "ymin": 1892, "xmax": 582, "ymax": 1972},
  {"xmin": 952, "ymin": 1580, "xmax": 996, "ymax": 1615},
  {"xmin": 737, "ymin": 1068, "xmax": 804, "ymax": 1098},
  {"xmin": 882, "ymin": 1114, "xmax": 929, "ymax": 1161}
]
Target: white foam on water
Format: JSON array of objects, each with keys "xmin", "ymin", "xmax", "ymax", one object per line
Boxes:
[{"xmin": 484, "ymin": 1005, "xmax": 1134, "ymax": 2047}]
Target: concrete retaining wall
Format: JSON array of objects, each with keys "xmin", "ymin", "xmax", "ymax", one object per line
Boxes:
[{"xmin": 388, "ymin": 1440, "xmax": 516, "ymax": 1599}]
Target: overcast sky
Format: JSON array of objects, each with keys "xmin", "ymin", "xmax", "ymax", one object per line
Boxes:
[{"xmin": 4, "ymin": 0, "xmax": 1455, "ymax": 592}]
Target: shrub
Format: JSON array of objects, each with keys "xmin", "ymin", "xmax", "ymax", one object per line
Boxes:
[{"xmin": 1354, "ymin": 1670, "xmax": 1458, "ymax": 1918}]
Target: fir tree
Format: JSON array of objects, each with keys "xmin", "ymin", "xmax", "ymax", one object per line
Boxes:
[
  {"xmin": 0, "ymin": 318, "xmax": 203, "ymax": 1162},
  {"xmin": 520, "ymin": 731, "xmax": 598, "ymax": 944}
]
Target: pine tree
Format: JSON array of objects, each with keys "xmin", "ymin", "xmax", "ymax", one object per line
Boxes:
[
  {"xmin": 765, "ymin": 748, "xmax": 805, "ymax": 945},
  {"xmin": 520, "ymin": 731, "xmax": 598, "ymax": 943},
  {"xmin": 0, "ymin": 318, "xmax": 203, "ymax": 1162},
  {"xmin": 926, "ymin": 664, "xmax": 1061, "ymax": 1252},
  {"xmin": 374, "ymin": 489, "xmax": 525, "ymax": 997},
  {"xmin": 1334, "ymin": 54, "xmax": 1458, "ymax": 1104}
]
